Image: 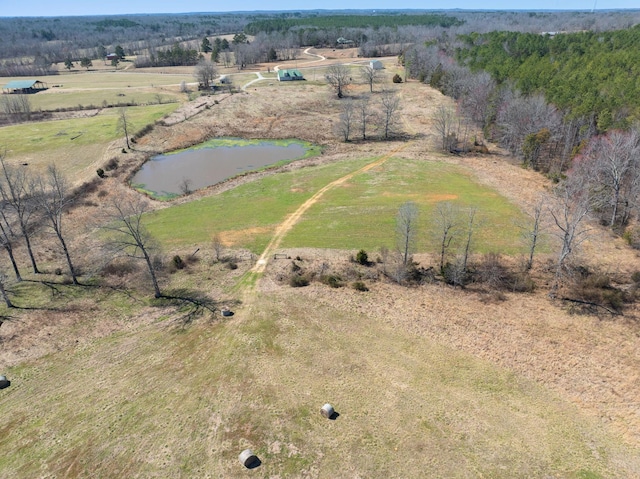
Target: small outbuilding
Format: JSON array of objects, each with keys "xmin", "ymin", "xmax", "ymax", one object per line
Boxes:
[
  {"xmin": 277, "ymin": 69, "xmax": 305, "ymax": 82},
  {"xmin": 2, "ymin": 79, "xmax": 47, "ymax": 94},
  {"xmin": 369, "ymin": 60, "xmax": 384, "ymax": 70}
]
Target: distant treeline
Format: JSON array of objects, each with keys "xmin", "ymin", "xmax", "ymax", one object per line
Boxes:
[
  {"xmin": 244, "ymin": 14, "xmax": 463, "ymax": 35},
  {"xmin": 456, "ymin": 26, "xmax": 640, "ymax": 130}
]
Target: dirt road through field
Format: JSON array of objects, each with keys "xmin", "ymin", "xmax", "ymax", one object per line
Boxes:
[{"xmin": 237, "ymin": 142, "xmax": 409, "ymax": 301}]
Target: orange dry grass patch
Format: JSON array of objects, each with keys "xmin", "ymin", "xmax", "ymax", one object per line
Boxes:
[{"xmin": 219, "ymin": 226, "xmax": 273, "ymax": 247}]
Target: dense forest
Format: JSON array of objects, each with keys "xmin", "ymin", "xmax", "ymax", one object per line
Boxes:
[
  {"xmin": 456, "ymin": 26, "xmax": 640, "ymax": 130},
  {"xmin": 243, "ymin": 13, "xmax": 463, "ymax": 35}
]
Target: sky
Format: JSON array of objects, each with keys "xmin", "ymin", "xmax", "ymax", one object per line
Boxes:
[{"xmin": 0, "ymin": 0, "xmax": 637, "ymax": 17}]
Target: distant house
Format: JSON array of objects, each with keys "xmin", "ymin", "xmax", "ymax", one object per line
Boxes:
[
  {"xmin": 106, "ymin": 53, "xmax": 118, "ymax": 61},
  {"xmin": 370, "ymin": 60, "xmax": 384, "ymax": 70},
  {"xmin": 277, "ymin": 69, "xmax": 305, "ymax": 82},
  {"xmin": 336, "ymin": 37, "xmax": 354, "ymax": 47},
  {"xmin": 2, "ymin": 79, "xmax": 47, "ymax": 94}
]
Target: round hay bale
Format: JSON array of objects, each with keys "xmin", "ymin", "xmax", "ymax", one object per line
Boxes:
[
  {"xmin": 320, "ymin": 403, "xmax": 334, "ymax": 419},
  {"xmin": 0, "ymin": 376, "xmax": 9, "ymax": 389},
  {"xmin": 238, "ymin": 449, "xmax": 259, "ymax": 468}
]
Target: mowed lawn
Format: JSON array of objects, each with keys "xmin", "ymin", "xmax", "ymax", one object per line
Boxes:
[{"xmin": 146, "ymin": 156, "xmax": 530, "ymax": 255}]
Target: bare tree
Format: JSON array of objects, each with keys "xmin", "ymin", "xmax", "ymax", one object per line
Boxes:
[
  {"xmin": 212, "ymin": 233, "xmax": 224, "ymax": 262},
  {"xmin": 379, "ymin": 89, "xmax": 401, "ymax": 140},
  {"xmin": 34, "ymin": 164, "xmax": 79, "ymax": 284},
  {"xmin": 0, "ymin": 202, "xmax": 22, "ymax": 281},
  {"xmin": 117, "ymin": 107, "xmax": 132, "ymax": 150},
  {"xmin": 0, "ymin": 156, "xmax": 39, "ymax": 274},
  {"xmin": 433, "ymin": 105, "xmax": 457, "ymax": 152},
  {"xmin": 194, "ymin": 59, "xmax": 217, "ymax": 90},
  {"xmin": 434, "ymin": 201, "xmax": 460, "ymax": 272},
  {"xmin": 359, "ymin": 65, "xmax": 381, "ymax": 93},
  {"xmin": 461, "ymin": 207, "xmax": 477, "ymax": 274},
  {"xmin": 102, "ymin": 197, "xmax": 162, "ymax": 298},
  {"xmin": 578, "ymin": 129, "xmax": 640, "ymax": 228},
  {"xmin": 326, "ymin": 64, "xmax": 352, "ymax": 98},
  {"xmin": 396, "ymin": 201, "xmax": 419, "ymax": 266},
  {"xmin": 356, "ymin": 95, "xmax": 374, "ymax": 141},
  {"xmin": 521, "ymin": 197, "xmax": 545, "ymax": 271},
  {"xmin": 548, "ymin": 176, "xmax": 594, "ymax": 295},
  {"xmin": 0, "ymin": 94, "xmax": 32, "ymax": 122},
  {"xmin": 179, "ymin": 177, "xmax": 194, "ymax": 195},
  {"xmin": 0, "ymin": 270, "xmax": 13, "ymax": 308},
  {"xmin": 337, "ymin": 99, "xmax": 356, "ymax": 142}
]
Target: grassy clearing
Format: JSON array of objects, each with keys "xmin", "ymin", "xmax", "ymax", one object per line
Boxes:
[
  {"xmin": 284, "ymin": 157, "xmax": 530, "ymax": 254},
  {"xmin": 30, "ymin": 90, "xmax": 181, "ymax": 112},
  {"xmin": 9, "ymin": 71, "xmax": 193, "ymax": 90},
  {"xmin": 145, "ymin": 157, "xmax": 372, "ymax": 251},
  {"xmin": 146, "ymin": 156, "xmax": 531, "ymax": 255},
  {"xmin": 0, "ymin": 291, "xmax": 628, "ymax": 478},
  {"xmin": 0, "ymin": 104, "xmax": 178, "ymax": 158}
]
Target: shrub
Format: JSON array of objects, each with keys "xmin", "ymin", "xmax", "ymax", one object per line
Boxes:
[
  {"xmin": 291, "ymin": 261, "xmax": 301, "ymax": 273},
  {"xmin": 352, "ymin": 281, "xmax": 369, "ymax": 292},
  {"xmin": 105, "ymin": 157, "xmax": 119, "ymax": 171},
  {"xmin": 97, "ymin": 190, "xmax": 108, "ymax": 198},
  {"xmin": 96, "ymin": 168, "xmax": 105, "ymax": 178},
  {"xmin": 631, "ymin": 271, "xmax": 640, "ymax": 284},
  {"xmin": 172, "ymin": 255, "xmax": 185, "ymax": 270},
  {"xmin": 289, "ymin": 275, "xmax": 309, "ymax": 287},
  {"xmin": 320, "ymin": 274, "xmax": 342, "ymax": 288},
  {"xmin": 225, "ymin": 261, "xmax": 238, "ymax": 270},
  {"xmin": 392, "ymin": 73, "xmax": 403, "ymax": 83},
  {"xmin": 101, "ymin": 261, "xmax": 138, "ymax": 277},
  {"xmin": 355, "ymin": 249, "xmax": 369, "ymax": 265}
]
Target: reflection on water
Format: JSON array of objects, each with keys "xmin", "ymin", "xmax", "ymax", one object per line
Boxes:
[{"xmin": 132, "ymin": 142, "xmax": 308, "ymax": 196}]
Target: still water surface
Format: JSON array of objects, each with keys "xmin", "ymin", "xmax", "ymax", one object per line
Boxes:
[{"xmin": 132, "ymin": 142, "xmax": 308, "ymax": 196}]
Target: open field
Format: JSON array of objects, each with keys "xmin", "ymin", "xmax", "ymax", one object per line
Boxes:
[
  {"xmin": 1, "ymin": 287, "xmax": 635, "ymax": 478},
  {"xmin": 0, "ymin": 65, "xmax": 640, "ymax": 478},
  {"xmin": 145, "ymin": 156, "xmax": 530, "ymax": 254}
]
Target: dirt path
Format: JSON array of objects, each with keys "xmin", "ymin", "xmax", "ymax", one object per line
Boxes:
[{"xmin": 237, "ymin": 142, "xmax": 410, "ymax": 302}]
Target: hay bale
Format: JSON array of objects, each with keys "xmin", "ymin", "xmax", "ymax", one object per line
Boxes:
[
  {"xmin": 0, "ymin": 375, "xmax": 9, "ymax": 389},
  {"xmin": 238, "ymin": 449, "xmax": 259, "ymax": 468},
  {"xmin": 320, "ymin": 403, "xmax": 334, "ymax": 419}
]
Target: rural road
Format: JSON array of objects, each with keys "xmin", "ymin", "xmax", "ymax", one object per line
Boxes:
[{"xmin": 273, "ymin": 47, "xmax": 326, "ymax": 72}]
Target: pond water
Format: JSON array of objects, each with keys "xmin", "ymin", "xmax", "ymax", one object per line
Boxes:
[{"xmin": 132, "ymin": 141, "xmax": 308, "ymax": 197}]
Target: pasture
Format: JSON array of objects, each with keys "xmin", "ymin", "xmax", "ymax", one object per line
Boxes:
[
  {"xmin": 145, "ymin": 156, "xmax": 530, "ymax": 255},
  {"xmin": 0, "ymin": 287, "xmax": 630, "ymax": 478}
]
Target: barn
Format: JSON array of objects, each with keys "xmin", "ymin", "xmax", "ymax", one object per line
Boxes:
[
  {"xmin": 277, "ymin": 69, "xmax": 305, "ymax": 82},
  {"xmin": 2, "ymin": 79, "xmax": 47, "ymax": 94}
]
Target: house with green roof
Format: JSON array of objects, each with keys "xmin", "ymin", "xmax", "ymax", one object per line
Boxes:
[{"xmin": 277, "ymin": 69, "xmax": 304, "ymax": 82}]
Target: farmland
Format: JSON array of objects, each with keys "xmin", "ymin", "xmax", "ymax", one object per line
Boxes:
[{"xmin": 0, "ymin": 42, "xmax": 639, "ymax": 479}]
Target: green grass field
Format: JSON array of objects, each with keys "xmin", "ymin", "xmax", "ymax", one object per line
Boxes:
[
  {"xmin": 145, "ymin": 156, "xmax": 531, "ymax": 255},
  {"xmin": 7, "ymin": 71, "xmax": 193, "ymax": 90},
  {"xmin": 29, "ymin": 90, "xmax": 181, "ymax": 112},
  {"xmin": 0, "ymin": 103, "xmax": 178, "ymax": 157}
]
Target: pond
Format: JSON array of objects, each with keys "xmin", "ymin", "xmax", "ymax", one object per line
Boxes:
[{"xmin": 131, "ymin": 139, "xmax": 313, "ymax": 198}]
